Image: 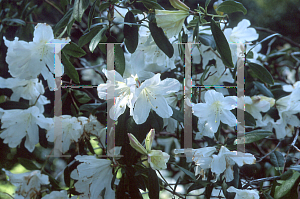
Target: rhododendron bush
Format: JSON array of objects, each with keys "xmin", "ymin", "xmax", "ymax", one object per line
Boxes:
[{"xmin": 0, "ymin": 0, "xmax": 300, "ymax": 198}]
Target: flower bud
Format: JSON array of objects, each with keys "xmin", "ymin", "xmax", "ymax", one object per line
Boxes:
[
  {"xmin": 128, "ymin": 133, "xmax": 147, "ymax": 155},
  {"xmin": 145, "ymin": 129, "xmax": 155, "ymax": 152}
]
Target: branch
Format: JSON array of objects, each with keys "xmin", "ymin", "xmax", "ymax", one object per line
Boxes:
[
  {"xmin": 242, "ymin": 176, "xmax": 281, "ymax": 189},
  {"xmin": 291, "ymin": 128, "xmax": 300, "ymax": 152},
  {"xmin": 45, "ymin": 0, "xmax": 64, "ymax": 15},
  {"xmin": 254, "ymin": 27, "xmax": 300, "ymax": 49},
  {"xmin": 256, "ymin": 140, "xmax": 281, "ymax": 163}
]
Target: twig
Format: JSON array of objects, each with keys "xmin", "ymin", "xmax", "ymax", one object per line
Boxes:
[
  {"xmin": 242, "ymin": 176, "xmax": 281, "ymax": 189},
  {"xmin": 256, "ymin": 141, "xmax": 281, "ymax": 162},
  {"xmin": 55, "ymin": 159, "xmax": 76, "ymax": 180},
  {"xmin": 45, "ymin": 0, "xmax": 64, "ymax": 15},
  {"xmin": 291, "ymin": 128, "xmax": 300, "ymax": 152},
  {"xmin": 254, "ymin": 27, "xmax": 300, "ymax": 49}
]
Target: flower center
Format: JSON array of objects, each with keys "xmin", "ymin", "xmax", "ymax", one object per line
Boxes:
[{"xmin": 212, "ymin": 101, "xmax": 222, "ymax": 123}]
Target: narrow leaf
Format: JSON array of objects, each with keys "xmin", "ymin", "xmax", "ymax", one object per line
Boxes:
[
  {"xmin": 61, "ymin": 51, "xmax": 80, "ymax": 83},
  {"xmin": 235, "ymin": 130, "xmax": 273, "ymax": 144},
  {"xmin": 210, "ymin": 19, "xmax": 234, "ymax": 68},
  {"xmin": 270, "ymin": 151, "xmax": 285, "ymax": 168},
  {"xmin": 89, "ymin": 26, "xmax": 108, "ymax": 53},
  {"xmin": 149, "ymin": 22, "xmax": 174, "ymax": 58},
  {"xmin": 249, "ymin": 62, "xmax": 274, "ymax": 85},
  {"xmin": 2, "ymin": 18, "xmax": 26, "ymax": 26},
  {"xmin": 148, "ymin": 168, "xmax": 160, "ymax": 199},
  {"xmin": 205, "ymin": 0, "xmax": 211, "ymax": 9},
  {"xmin": 124, "ymin": 11, "xmax": 139, "ymax": 53},
  {"xmin": 114, "ymin": 44, "xmax": 125, "ymax": 76},
  {"xmin": 245, "ymin": 111, "xmax": 256, "ymax": 126},
  {"xmin": 274, "ymin": 170, "xmax": 300, "ymax": 199},
  {"xmin": 72, "ymin": 90, "xmax": 92, "ymax": 103},
  {"xmin": 216, "ymin": 0, "xmax": 247, "ymax": 15},
  {"xmin": 54, "ymin": 8, "xmax": 73, "ymax": 34},
  {"xmin": 18, "ymin": 158, "xmax": 40, "ymax": 170},
  {"xmin": 78, "ymin": 25, "xmax": 102, "ymax": 47},
  {"xmin": 62, "ymin": 42, "xmax": 86, "ymax": 57},
  {"xmin": 88, "ymin": 0, "xmax": 98, "ymax": 31},
  {"xmin": 253, "ymin": 81, "xmax": 274, "ymax": 98},
  {"xmin": 140, "ymin": 0, "xmax": 164, "ymax": 10},
  {"xmin": 173, "ymin": 164, "xmax": 196, "ymax": 181}
]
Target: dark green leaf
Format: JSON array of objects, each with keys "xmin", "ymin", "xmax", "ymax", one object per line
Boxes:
[
  {"xmin": 79, "ymin": 102, "xmax": 107, "ymax": 112},
  {"xmin": 88, "ymin": 0, "xmax": 98, "ymax": 31},
  {"xmin": 114, "ymin": 44, "xmax": 125, "ymax": 76},
  {"xmin": 187, "ymin": 180, "xmax": 210, "ymax": 193},
  {"xmin": 205, "ymin": 0, "xmax": 211, "ymax": 9},
  {"xmin": 263, "ymin": 193, "xmax": 274, "ymax": 199},
  {"xmin": 193, "ymin": 20, "xmax": 199, "ymax": 42},
  {"xmin": 78, "ymin": 25, "xmax": 102, "ymax": 47},
  {"xmin": 98, "ymin": 2, "xmax": 110, "ymax": 12},
  {"xmin": 140, "ymin": 0, "xmax": 164, "ymax": 10},
  {"xmin": 61, "ymin": 51, "xmax": 80, "ymax": 83},
  {"xmin": 148, "ymin": 168, "xmax": 160, "ymax": 199},
  {"xmin": 130, "ymin": 9, "xmax": 144, "ymax": 15},
  {"xmin": 18, "ymin": 158, "xmax": 40, "ymax": 170},
  {"xmin": 54, "ymin": 8, "xmax": 73, "ymax": 34},
  {"xmin": 149, "ymin": 22, "xmax": 174, "ymax": 58},
  {"xmin": 210, "ymin": 19, "xmax": 234, "ymax": 68},
  {"xmin": 253, "ymin": 81, "xmax": 274, "ymax": 98},
  {"xmin": 0, "ymin": 101, "xmax": 29, "ymax": 110},
  {"xmin": 245, "ymin": 111, "xmax": 256, "ymax": 126},
  {"xmin": 124, "ymin": 11, "xmax": 139, "ymax": 53},
  {"xmin": 89, "ymin": 26, "xmax": 107, "ymax": 52},
  {"xmin": 173, "ymin": 164, "xmax": 196, "ymax": 181},
  {"xmin": 235, "ymin": 130, "xmax": 273, "ymax": 144},
  {"xmin": 148, "ymin": 111, "xmax": 164, "ymax": 132},
  {"xmin": 274, "ymin": 170, "xmax": 300, "ymax": 199},
  {"xmin": 270, "ymin": 151, "xmax": 285, "ymax": 169},
  {"xmin": 249, "ymin": 62, "xmax": 274, "ymax": 85},
  {"xmin": 73, "ymin": 0, "xmax": 89, "ymax": 22},
  {"xmin": 72, "ymin": 90, "xmax": 92, "ymax": 103},
  {"xmin": 67, "ymin": 17, "xmax": 75, "ymax": 36},
  {"xmin": 64, "ymin": 166, "xmax": 71, "ymax": 187},
  {"xmin": 171, "ymin": 106, "xmax": 184, "ymax": 122},
  {"xmin": 62, "ymin": 42, "xmax": 86, "ymax": 57},
  {"xmin": 216, "ymin": 0, "xmax": 247, "ymax": 15},
  {"xmin": 2, "ymin": 18, "xmax": 25, "ymax": 26},
  {"xmin": 198, "ymin": 34, "xmax": 216, "ymax": 50}
]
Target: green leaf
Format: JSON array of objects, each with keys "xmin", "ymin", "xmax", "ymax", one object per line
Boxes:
[
  {"xmin": 72, "ymin": 90, "xmax": 92, "ymax": 103},
  {"xmin": 139, "ymin": 0, "xmax": 164, "ymax": 10},
  {"xmin": 263, "ymin": 193, "xmax": 274, "ymax": 199},
  {"xmin": 198, "ymin": 34, "xmax": 216, "ymax": 50},
  {"xmin": 64, "ymin": 166, "xmax": 71, "ymax": 187},
  {"xmin": 149, "ymin": 22, "xmax": 174, "ymax": 58},
  {"xmin": 0, "ymin": 101, "xmax": 29, "ymax": 110},
  {"xmin": 193, "ymin": 20, "xmax": 199, "ymax": 42},
  {"xmin": 18, "ymin": 158, "xmax": 40, "ymax": 170},
  {"xmin": 253, "ymin": 81, "xmax": 274, "ymax": 98},
  {"xmin": 73, "ymin": 0, "xmax": 89, "ymax": 22},
  {"xmin": 130, "ymin": 9, "xmax": 144, "ymax": 15},
  {"xmin": 114, "ymin": 44, "xmax": 125, "ymax": 76},
  {"xmin": 235, "ymin": 130, "xmax": 273, "ymax": 144},
  {"xmin": 89, "ymin": 26, "xmax": 107, "ymax": 53},
  {"xmin": 124, "ymin": 11, "xmax": 139, "ymax": 53},
  {"xmin": 274, "ymin": 170, "xmax": 300, "ymax": 199},
  {"xmin": 171, "ymin": 106, "xmax": 183, "ymax": 122},
  {"xmin": 148, "ymin": 168, "xmax": 160, "ymax": 199},
  {"xmin": 88, "ymin": 0, "xmax": 99, "ymax": 31},
  {"xmin": 173, "ymin": 164, "xmax": 196, "ymax": 181},
  {"xmin": 270, "ymin": 151, "xmax": 285, "ymax": 169},
  {"xmin": 62, "ymin": 42, "xmax": 86, "ymax": 57},
  {"xmin": 2, "ymin": 18, "xmax": 26, "ymax": 26},
  {"xmin": 79, "ymin": 102, "xmax": 107, "ymax": 112},
  {"xmin": 245, "ymin": 111, "xmax": 256, "ymax": 126},
  {"xmin": 78, "ymin": 25, "xmax": 102, "ymax": 47},
  {"xmin": 205, "ymin": 0, "xmax": 211, "ymax": 10},
  {"xmin": 98, "ymin": 2, "xmax": 110, "ymax": 12},
  {"xmin": 53, "ymin": 8, "xmax": 73, "ymax": 34},
  {"xmin": 67, "ymin": 17, "xmax": 75, "ymax": 36},
  {"xmin": 216, "ymin": 0, "xmax": 247, "ymax": 15},
  {"xmin": 61, "ymin": 51, "xmax": 80, "ymax": 83},
  {"xmin": 210, "ymin": 19, "xmax": 234, "ymax": 68},
  {"xmin": 249, "ymin": 62, "xmax": 274, "ymax": 85},
  {"xmin": 187, "ymin": 180, "xmax": 210, "ymax": 193}
]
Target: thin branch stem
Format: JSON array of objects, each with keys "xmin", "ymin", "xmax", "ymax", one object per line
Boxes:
[
  {"xmin": 45, "ymin": 0, "xmax": 64, "ymax": 15},
  {"xmin": 242, "ymin": 176, "xmax": 281, "ymax": 189},
  {"xmin": 256, "ymin": 141, "xmax": 281, "ymax": 163}
]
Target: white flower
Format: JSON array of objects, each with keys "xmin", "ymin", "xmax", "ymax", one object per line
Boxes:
[
  {"xmin": 224, "ymin": 19, "xmax": 259, "ymax": 43},
  {"xmin": 0, "ymin": 106, "xmax": 52, "ymax": 152},
  {"xmin": 83, "ymin": 114, "xmax": 106, "ymax": 146},
  {"xmin": 133, "ymin": 74, "xmax": 180, "ymax": 124},
  {"xmin": 41, "ymin": 190, "xmax": 76, "ymax": 199},
  {"xmin": 0, "ymin": 77, "xmax": 50, "ymax": 112},
  {"xmin": 46, "ymin": 115, "xmax": 88, "ymax": 153},
  {"xmin": 70, "ymin": 150, "xmax": 121, "ymax": 199},
  {"xmin": 128, "ymin": 129, "xmax": 170, "ymax": 170},
  {"xmin": 227, "ymin": 186, "xmax": 259, "ymax": 199},
  {"xmin": 3, "ymin": 169, "xmax": 49, "ymax": 199},
  {"xmin": 211, "ymin": 146, "xmax": 256, "ymax": 182},
  {"xmin": 155, "ymin": 10, "xmax": 189, "ymax": 38},
  {"xmin": 244, "ymin": 95, "xmax": 274, "ymax": 121},
  {"xmin": 97, "ymin": 69, "xmax": 137, "ymax": 121},
  {"xmin": 4, "ymin": 23, "xmax": 70, "ymax": 90},
  {"xmin": 192, "ymin": 90, "xmax": 237, "ymax": 133}
]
